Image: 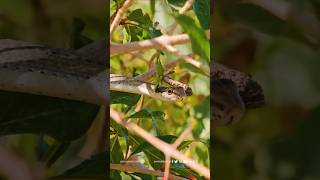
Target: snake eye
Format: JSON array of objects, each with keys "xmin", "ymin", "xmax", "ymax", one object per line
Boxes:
[{"xmin": 167, "ymin": 89, "xmax": 173, "ymax": 94}]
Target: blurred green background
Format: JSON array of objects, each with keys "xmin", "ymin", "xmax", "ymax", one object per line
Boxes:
[
  {"xmin": 213, "ymin": 0, "xmax": 320, "ymax": 179},
  {"xmin": 0, "ymin": 0, "xmax": 106, "ymax": 45}
]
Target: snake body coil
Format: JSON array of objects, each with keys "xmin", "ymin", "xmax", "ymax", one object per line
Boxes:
[
  {"xmin": 211, "ymin": 63, "xmax": 265, "ymax": 125},
  {"xmin": 0, "ymin": 39, "xmax": 264, "ymax": 124}
]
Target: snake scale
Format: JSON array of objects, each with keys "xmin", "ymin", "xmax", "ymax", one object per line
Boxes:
[
  {"xmin": 211, "ymin": 63, "xmax": 265, "ymax": 125},
  {"xmin": 0, "ymin": 39, "xmax": 264, "ymax": 125},
  {"xmin": 0, "ymin": 39, "xmax": 108, "ymax": 105}
]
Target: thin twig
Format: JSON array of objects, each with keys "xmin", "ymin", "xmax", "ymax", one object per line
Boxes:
[
  {"xmin": 135, "ymin": 59, "xmax": 184, "ymax": 81},
  {"xmin": 180, "ymin": 0, "xmax": 194, "ymax": 14},
  {"xmin": 129, "ymin": 52, "xmax": 150, "ymax": 63},
  {"xmin": 110, "ymin": 31, "xmax": 210, "ymax": 55},
  {"xmin": 162, "ymin": 44, "xmax": 210, "ymax": 76},
  {"xmin": 111, "ymin": 34, "xmax": 189, "ymax": 55},
  {"xmin": 110, "ymin": 108, "xmax": 210, "ymax": 178},
  {"xmin": 111, "ymin": 163, "xmax": 187, "ymax": 180},
  {"xmin": 111, "ymin": 33, "xmax": 210, "ymax": 77},
  {"xmin": 163, "ymin": 155, "xmax": 171, "ymax": 180},
  {"xmin": 110, "ymin": 0, "xmax": 134, "ymax": 35},
  {"xmin": 163, "ymin": 121, "xmax": 193, "ymax": 180},
  {"xmin": 173, "ymin": 124, "xmax": 193, "ymax": 148},
  {"xmin": 165, "ymin": 0, "xmax": 194, "ymax": 35}
]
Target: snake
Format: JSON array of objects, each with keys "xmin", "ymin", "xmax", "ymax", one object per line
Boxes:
[
  {"xmin": 0, "ymin": 39, "xmax": 108, "ymax": 105},
  {"xmin": 110, "ymin": 74, "xmax": 192, "ymax": 102},
  {"xmin": 211, "ymin": 62, "xmax": 265, "ymax": 125},
  {"xmin": 0, "ymin": 39, "xmax": 192, "ymax": 104},
  {"xmin": 0, "ymin": 39, "xmax": 264, "ymax": 125}
]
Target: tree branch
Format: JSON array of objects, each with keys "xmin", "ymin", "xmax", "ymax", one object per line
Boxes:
[
  {"xmin": 110, "ymin": 31, "xmax": 210, "ymax": 56},
  {"xmin": 111, "ymin": 34, "xmax": 189, "ymax": 55},
  {"xmin": 164, "ymin": 121, "xmax": 193, "ymax": 180},
  {"xmin": 110, "ymin": 0, "xmax": 134, "ymax": 35},
  {"xmin": 162, "ymin": 44, "xmax": 209, "ymax": 76},
  {"xmin": 110, "ymin": 107, "xmax": 210, "ymax": 178},
  {"xmin": 164, "ymin": 0, "xmax": 194, "ymax": 35},
  {"xmin": 135, "ymin": 59, "xmax": 184, "ymax": 81},
  {"xmin": 110, "ymin": 163, "xmax": 187, "ymax": 180}
]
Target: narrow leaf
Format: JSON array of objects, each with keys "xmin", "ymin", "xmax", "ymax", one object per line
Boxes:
[
  {"xmin": 0, "ymin": 91, "xmax": 99, "ymax": 141},
  {"xmin": 129, "ymin": 109, "xmax": 165, "ymax": 135},
  {"xmin": 155, "ymin": 52, "xmax": 164, "ymax": 86},
  {"xmin": 168, "ymin": 0, "xmax": 187, "ymax": 7},
  {"xmin": 110, "ymin": 91, "xmax": 141, "ymax": 107},
  {"xmin": 193, "ymin": 0, "xmax": 210, "ymax": 29},
  {"xmin": 175, "ymin": 14, "xmax": 210, "ymax": 63}
]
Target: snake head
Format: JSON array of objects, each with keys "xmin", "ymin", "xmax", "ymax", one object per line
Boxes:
[{"xmin": 155, "ymin": 86, "xmax": 187, "ymax": 101}]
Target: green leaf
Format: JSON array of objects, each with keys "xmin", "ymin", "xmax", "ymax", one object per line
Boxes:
[
  {"xmin": 193, "ymin": 0, "xmax": 210, "ymax": 29},
  {"xmin": 110, "ymin": 170, "xmax": 122, "ymax": 180},
  {"xmin": 177, "ymin": 139, "xmax": 208, "ymax": 150},
  {"xmin": 192, "ymin": 121, "xmax": 204, "ymax": 139},
  {"xmin": 122, "ymin": 27, "xmax": 131, "ymax": 43},
  {"xmin": 110, "ymin": 91, "xmax": 141, "ymax": 107},
  {"xmin": 110, "ymin": 135, "xmax": 124, "ymax": 163},
  {"xmin": 69, "ymin": 18, "xmax": 93, "ymax": 49},
  {"xmin": 111, "ymin": 120, "xmax": 128, "ymax": 139},
  {"xmin": 128, "ymin": 9, "xmax": 144, "ymax": 22},
  {"xmin": 128, "ymin": 109, "xmax": 165, "ymax": 120},
  {"xmin": 125, "ymin": 9, "xmax": 162, "ymax": 41},
  {"xmin": 129, "ymin": 135, "xmax": 164, "ymax": 170},
  {"xmin": 225, "ymin": 3, "xmax": 286, "ymax": 35},
  {"xmin": 54, "ymin": 152, "xmax": 107, "ymax": 179},
  {"xmin": 181, "ymin": 63, "xmax": 204, "ymax": 74},
  {"xmin": 129, "ymin": 135, "xmax": 177, "ymax": 170},
  {"xmin": 124, "ymin": 24, "xmax": 146, "ymax": 42},
  {"xmin": 190, "ymin": 75, "xmax": 210, "ymax": 96},
  {"xmin": 195, "ymin": 146, "xmax": 209, "ymax": 165},
  {"xmin": 155, "ymin": 53, "xmax": 164, "ymax": 86},
  {"xmin": 0, "ymin": 91, "xmax": 99, "ymax": 141},
  {"xmin": 224, "ymin": 3, "xmax": 314, "ymax": 46},
  {"xmin": 171, "ymin": 163, "xmax": 206, "ymax": 179},
  {"xmin": 149, "ymin": 27, "xmax": 162, "ymax": 38},
  {"xmin": 174, "ymin": 14, "xmax": 210, "ymax": 63},
  {"xmin": 128, "ymin": 9, "xmax": 153, "ymax": 27},
  {"xmin": 129, "ymin": 109, "xmax": 165, "ymax": 136},
  {"xmin": 131, "ymin": 135, "xmax": 176, "ymax": 155},
  {"xmin": 168, "ymin": 0, "xmax": 187, "ymax": 7},
  {"xmin": 194, "ymin": 96, "xmax": 210, "ymax": 120},
  {"xmin": 111, "ymin": 119, "xmax": 130, "ymax": 160},
  {"xmin": 110, "ymin": 1, "xmax": 117, "ymax": 17},
  {"xmin": 150, "ymin": 0, "xmax": 156, "ymax": 18},
  {"xmin": 132, "ymin": 173, "xmax": 154, "ymax": 179}
]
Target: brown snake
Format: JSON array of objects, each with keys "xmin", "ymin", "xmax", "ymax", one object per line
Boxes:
[
  {"xmin": 0, "ymin": 39, "xmax": 107, "ymax": 105},
  {"xmin": 0, "ymin": 39, "xmax": 264, "ymax": 125},
  {"xmin": 211, "ymin": 63, "xmax": 265, "ymax": 125}
]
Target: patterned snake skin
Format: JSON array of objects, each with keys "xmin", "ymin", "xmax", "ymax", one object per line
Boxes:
[
  {"xmin": 0, "ymin": 39, "xmax": 107, "ymax": 105},
  {"xmin": 211, "ymin": 63, "xmax": 265, "ymax": 125}
]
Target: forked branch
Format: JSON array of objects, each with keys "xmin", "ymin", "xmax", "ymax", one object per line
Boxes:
[{"xmin": 110, "ymin": 107, "xmax": 210, "ymax": 178}]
